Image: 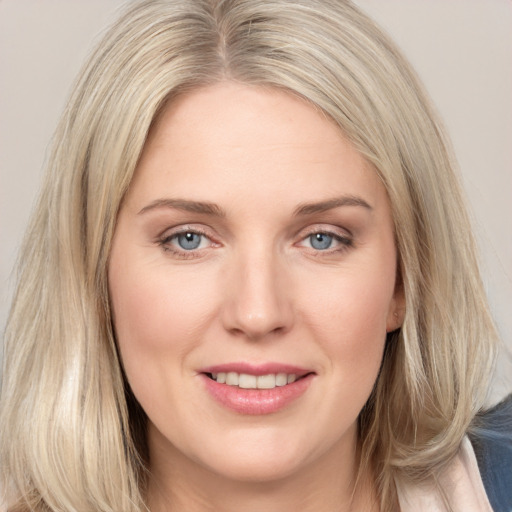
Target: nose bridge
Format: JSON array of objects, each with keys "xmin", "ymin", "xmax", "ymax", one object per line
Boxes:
[{"xmin": 222, "ymin": 243, "xmax": 293, "ymax": 340}]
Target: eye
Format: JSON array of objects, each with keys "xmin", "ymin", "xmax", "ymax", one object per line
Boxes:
[
  {"xmin": 159, "ymin": 228, "xmax": 214, "ymax": 256},
  {"xmin": 174, "ymin": 232, "xmax": 205, "ymax": 250},
  {"xmin": 308, "ymin": 233, "xmax": 334, "ymax": 250},
  {"xmin": 298, "ymin": 229, "xmax": 353, "ymax": 253}
]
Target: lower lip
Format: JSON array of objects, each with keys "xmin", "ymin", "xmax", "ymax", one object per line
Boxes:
[{"xmin": 201, "ymin": 374, "xmax": 314, "ymax": 415}]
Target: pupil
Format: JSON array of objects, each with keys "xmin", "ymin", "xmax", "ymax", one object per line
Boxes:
[
  {"xmin": 178, "ymin": 232, "xmax": 201, "ymax": 250},
  {"xmin": 311, "ymin": 233, "xmax": 332, "ymax": 250}
]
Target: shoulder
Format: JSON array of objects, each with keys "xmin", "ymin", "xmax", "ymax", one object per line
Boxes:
[
  {"xmin": 469, "ymin": 393, "xmax": 512, "ymax": 512},
  {"xmin": 397, "ymin": 436, "xmax": 492, "ymax": 512}
]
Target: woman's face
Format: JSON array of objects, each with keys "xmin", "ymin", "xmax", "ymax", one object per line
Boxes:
[{"xmin": 109, "ymin": 82, "xmax": 403, "ymax": 485}]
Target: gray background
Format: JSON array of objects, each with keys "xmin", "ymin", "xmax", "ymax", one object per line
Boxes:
[{"xmin": 1, "ymin": 0, "xmax": 511, "ymax": 403}]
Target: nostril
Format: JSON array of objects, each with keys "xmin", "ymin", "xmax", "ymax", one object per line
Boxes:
[{"xmin": 220, "ymin": 267, "xmax": 294, "ymax": 340}]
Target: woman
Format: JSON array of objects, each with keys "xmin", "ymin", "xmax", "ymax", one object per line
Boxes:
[{"xmin": 0, "ymin": 1, "xmax": 508, "ymax": 511}]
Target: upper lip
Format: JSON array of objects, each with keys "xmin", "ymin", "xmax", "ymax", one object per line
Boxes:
[{"xmin": 199, "ymin": 362, "xmax": 313, "ymax": 378}]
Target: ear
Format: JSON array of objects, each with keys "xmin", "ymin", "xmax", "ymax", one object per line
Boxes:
[{"xmin": 386, "ymin": 278, "xmax": 405, "ymax": 333}]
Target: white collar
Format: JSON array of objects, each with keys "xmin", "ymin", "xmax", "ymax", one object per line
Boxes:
[{"xmin": 396, "ymin": 437, "xmax": 492, "ymax": 512}]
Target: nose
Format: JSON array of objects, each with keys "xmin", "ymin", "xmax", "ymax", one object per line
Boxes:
[{"xmin": 221, "ymin": 250, "xmax": 294, "ymax": 341}]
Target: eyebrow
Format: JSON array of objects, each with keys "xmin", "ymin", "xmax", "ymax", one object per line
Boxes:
[
  {"xmin": 138, "ymin": 195, "xmax": 372, "ymax": 217},
  {"xmin": 293, "ymin": 195, "xmax": 372, "ymax": 216},
  {"xmin": 138, "ymin": 198, "xmax": 226, "ymax": 217}
]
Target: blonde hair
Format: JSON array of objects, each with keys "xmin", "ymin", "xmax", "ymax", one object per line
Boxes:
[{"xmin": 0, "ymin": 1, "xmax": 498, "ymax": 510}]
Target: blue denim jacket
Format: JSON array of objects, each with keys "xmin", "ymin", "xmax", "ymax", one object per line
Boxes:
[{"xmin": 469, "ymin": 394, "xmax": 512, "ymax": 512}]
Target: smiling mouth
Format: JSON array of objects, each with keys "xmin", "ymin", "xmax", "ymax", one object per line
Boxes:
[
  {"xmin": 201, "ymin": 368, "xmax": 315, "ymax": 414},
  {"xmin": 205, "ymin": 372, "xmax": 311, "ymax": 390}
]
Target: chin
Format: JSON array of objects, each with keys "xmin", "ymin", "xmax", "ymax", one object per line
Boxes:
[
  {"xmin": 202, "ymin": 449, "xmax": 309, "ymax": 484},
  {"xmin": 188, "ymin": 423, "xmax": 345, "ymax": 485}
]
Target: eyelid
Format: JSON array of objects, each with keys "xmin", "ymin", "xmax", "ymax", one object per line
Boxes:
[
  {"xmin": 295, "ymin": 224, "xmax": 354, "ymax": 252},
  {"xmin": 159, "ymin": 224, "xmax": 213, "ymax": 241},
  {"xmin": 157, "ymin": 224, "xmax": 220, "ymax": 257},
  {"xmin": 296, "ymin": 223, "xmax": 353, "ymax": 240}
]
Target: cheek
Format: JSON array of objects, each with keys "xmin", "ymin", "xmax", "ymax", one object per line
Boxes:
[
  {"xmin": 307, "ymin": 271, "xmax": 394, "ymax": 337},
  {"xmin": 108, "ymin": 257, "xmax": 224, "ymax": 435},
  {"xmin": 110, "ymin": 250, "xmax": 217, "ymax": 339},
  {"xmin": 281, "ymin": 263, "xmax": 395, "ymax": 456},
  {"xmin": 108, "ymin": 251, "xmax": 221, "ymax": 389},
  {"xmin": 298, "ymin": 260, "xmax": 396, "ymax": 379},
  {"xmin": 111, "ymin": 272, "xmax": 186, "ymax": 352}
]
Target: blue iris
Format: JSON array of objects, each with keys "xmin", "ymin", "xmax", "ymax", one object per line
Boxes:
[
  {"xmin": 310, "ymin": 233, "xmax": 333, "ymax": 250},
  {"xmin": 177, "ymin": 232, "xmax": 202, "ymax": 250}
]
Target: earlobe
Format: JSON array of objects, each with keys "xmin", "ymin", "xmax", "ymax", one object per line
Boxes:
[
  {"xmin": 386, "ymin": 283, "xmax": 405, "ymax": 333},
  {"xmin": 386, "ymin": 262, "xmax": 405, "ymax": 332},
  {"xmin": 386, "ymin": 307, "xmax": 405, "ymax": 333}
]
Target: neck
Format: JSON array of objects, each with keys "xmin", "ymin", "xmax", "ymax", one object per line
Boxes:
[{"xmin": 146, "ymin": 426, "xmax": 379, "ymax": 512}]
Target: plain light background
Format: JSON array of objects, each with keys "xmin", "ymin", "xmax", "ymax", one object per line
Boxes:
[{"xmin": 1, "ymin": 0, "xmax": 511, "ymax": 403}]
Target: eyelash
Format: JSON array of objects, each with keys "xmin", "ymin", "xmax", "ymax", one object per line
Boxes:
[
  {"xmin": 157, "ymin": 227, "xmax": 354, "ymax": 259},
  {"xmin": 158, "ymin": 227, "xmax": 216, "ymax": 259},
  {"xmin": 297, "ymin": 229, "xmax": 354, "ymax": 255}
]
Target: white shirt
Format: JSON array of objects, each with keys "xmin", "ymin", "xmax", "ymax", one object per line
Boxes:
[{"xmin": 397, "ymin": 437, "xmax": 493, "ymax": 511}]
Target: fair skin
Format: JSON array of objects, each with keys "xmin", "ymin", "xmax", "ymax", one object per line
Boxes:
[{"xmin": 109, "ymin": 82, "xmax": 403, "ymax": 512}]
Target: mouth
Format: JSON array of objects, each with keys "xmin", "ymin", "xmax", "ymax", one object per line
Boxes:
[
  {"xmin": 199, "ymin": 363, "xmax": 315, "ymax": 415},
  {"xmin": 204, "ymin": 371, "xmax": 310, "ymax": 389}
]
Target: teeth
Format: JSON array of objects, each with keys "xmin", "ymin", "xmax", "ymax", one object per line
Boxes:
[
  {"xmin": 226, "ymin": 372, "xmax": 239, "ymax": 386},
  {"xmin": 210, "ymin": 372, "xmax": 299, "ymax": 389},
  {"xmin": 239, "ymin": 373, "xmax": 257, "ymax": 389},
  {"xmin": 276, "ymin": 373, "xmax": 288, "ymax": 386},
  {"xmin": 257, "ymin": 374, "xmax": 275, "ymax": 389}
]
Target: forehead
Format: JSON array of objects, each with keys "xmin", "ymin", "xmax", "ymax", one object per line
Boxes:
[{"xmin": 126, "ymin": 81, "xmax": 387, "ymax": 213}]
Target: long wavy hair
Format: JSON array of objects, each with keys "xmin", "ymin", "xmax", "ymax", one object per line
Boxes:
[{"xmin": 0, "ymin": 1, "xmax": 498, "ymax": 510}]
